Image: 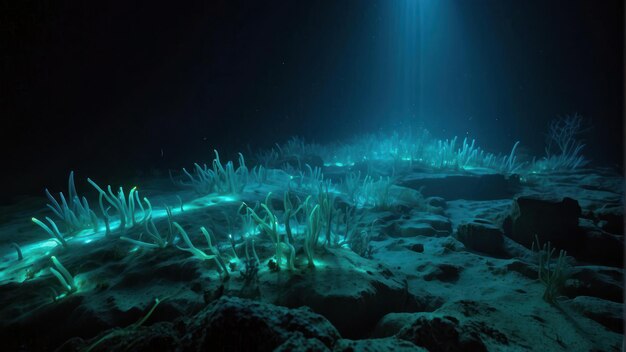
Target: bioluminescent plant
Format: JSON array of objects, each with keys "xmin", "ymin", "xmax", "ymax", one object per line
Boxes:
[
  {"xmin": 87, "ymin": 179, "xmax": 152, "ymax": 235},
  {"xmin": 173, "ymin": 222, "xmax": 229, "ymax": 278},
  {"xmin": 241, "ymin": 194, "xmax": 296, "ymax": 271},
  {"xmin": 362, "ymin": 176, "xmax": 394, "ymax": 210},
  {"xmin": 32, "ymin": 216, "xmax": 67, "ymax": 247},
  {"xmin": 534, "ymin": 114, "xmax": 589, "ymax": 171},
  {"xmin": 120, "ymin": 203, "xmax": 172, "ymax": 250},
  {"xmin": 45, "ymin": 171, "xmax": 99, "ymax": 233},
  {"xmin": 50, "ymin": 255, "xmax": 76, "ymax": 296},
  {"xmin": 283, "ymin": 190, "xmax": 304, "ymax": 244},
  {"xmin": 174, "ymin": 150, "xmax": 249, "ymax": 195},
  {"xmin": 303, "ymin": 196, "xmax": 322, "ymax": 268},
  {"xmin": 532, "ymin": 235, "xmax": 570, "ymax": 304}
]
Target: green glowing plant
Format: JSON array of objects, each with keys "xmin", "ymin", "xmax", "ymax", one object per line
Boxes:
[
  {"xmin": 45, "ymin": 171, "xmax": 99, "ymax": 233},
  {"xmin": 532, "ymin": 235, "xmax": 569, "ymax": 304},
  {"xmin": 241, "ymin": 193, "xmax": 295, "ymax": 270},
  {"xmin": 50, "ymin": 256, "xmax": 76, "ymax": 295},
  {"xmin": 32, "ymin": 217, "xmax": 67, "ymax": 247},
  {"xmin": 303, "ymin": 196, "xmax": 322, "ymax": 268},
  {"xmin": 175, "ymin": 150, "xmax": 249, "ymax": 195},
  {"xmin": 173, "ymin": 222, "xmax": 229, "ymax": 278},
  {"xmin": 88, "ymin": 179, "xmax": 152, "ymax": 234}
]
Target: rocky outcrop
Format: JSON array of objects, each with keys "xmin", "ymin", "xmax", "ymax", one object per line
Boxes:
[
  {"xmin": 503, "ymin": 196, "xmax": 582, "ymax": 250},
  {"xmin": 567, "ymin": 296, "xmax": 623, "ymax": 333},
  {"xmin": 456, "ymin": 220, "xmax": 506, "ymax": 257},
  {"xmin": 60, "ymin": 296, "xmax": 341, "ymax": 352}
]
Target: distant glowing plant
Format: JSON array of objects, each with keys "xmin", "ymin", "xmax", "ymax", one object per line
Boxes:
[
  {"xmin": 174, "ymin": 150, "xmax": 249, "ymax": 195},
  {"xmin": 533, "ymin": 114, "xmax": 589, "ymax": 171}
]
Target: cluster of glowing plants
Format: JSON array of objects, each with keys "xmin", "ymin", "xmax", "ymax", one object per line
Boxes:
[
  {"xmin": 4, "ymin": 151, "xmax": 250, "ymax": 301},
  {"xmin": 266, "ymin": 115, "xmax": 589, "ymax": 175}
]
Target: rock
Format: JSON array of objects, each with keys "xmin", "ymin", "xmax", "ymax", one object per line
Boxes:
[
  {"xmin": 504, "ymin": 259, "xmax": 537, "ymax": 280},
  {"xmin": 439, "ymin": 237, "xmax": 466, "ymax": 253},
  {"xmin": 593, "ymin": 204, "xmax": 624, "ymax": 236},
  {"xmin": 447, "ymin": 300, "xmax": 498, "ymax": 318},
  {"xmin": 396, "ymin": 315, "xmax": 488, "ymax": 352},
  {"xmin": 567, "ymin": 296, "xmax": 623, "ymax": 333},
  {"xmin": 504, "ymin": 196, "xmax": 582, "ymax": 250},
  {"xmin": 456, "ymin": 220, "xmax": 506, "ymax": 257},
  {"xmin": 501, "ymin": 236, "xmax": 535, "ymax": 260},
  {"xmin": 417, "ymin": 213, "xmax": 453, "ymax": 234},
  {"xmin": 334, "ymin": 337, "xmax": 427, "ymax": 351},
  {"xmin": 408, "ymin": 243, "xmax": 424, "ymax": 253},
  {"xmin": 406, "ymin": 288, "xmax": 445, "ymax": 313},
  {"xmin": 426, "ymin": 196, "xmax": 447, "ymax": 209},
  {"xmin": 396, "ymin": 223, "xmax": 438, "ymax": 237},
  {"xmin": 563, "ymin": 266, "xmax": 623, "ymax": 303},
  {"xmin": 57, "ymin": 322, "xmax": 181, "ymax": 352},
  {"xmin": 391, "ymin": 186, "xmax": 430, "ymax": 210},
  {"xmin": 188, "ymin": 296, "xmax": 341, "ymax": 351},
  {"xmin": 400, "ymin": 173, "xmax": 520, "ymax": 200},
  {"xmin": 372, "ymin": 312, "xmax": 422, "ymax": 338},
  {"xmin": 573, "ymin": 219, "xmax": 624, "ymax": 267},
  {"xmin": 277, "ymin": 249, "xmax": 416, "ymax": 339},
  {"xmin": 420, "ymin": 263, "xmax": 462, "ymax": 283},
  {"xmin": 275, "ymin": 333, "xmax": 331, "ymax": 352},
  {"xmin": 64, "ymin": 296, "xmax": 341, "ymax": 352},
  {"xmin": 390, "ymin": 214, "xmax": 452, "ymax": 238}
]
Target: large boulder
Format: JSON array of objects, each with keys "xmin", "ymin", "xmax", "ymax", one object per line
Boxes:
[{"xmin": 503, "ymin": 196, "xmax": 582, "ymax": 250}]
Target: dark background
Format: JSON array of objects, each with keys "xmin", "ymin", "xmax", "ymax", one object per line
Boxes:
[{"xmin": 1, "ymin": 0, "xmax": 623, "ymax": 204}]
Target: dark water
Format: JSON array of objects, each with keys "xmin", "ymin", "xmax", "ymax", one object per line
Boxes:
[{"xmin": 2, "ymin": 0, "xmax": 623, "ymax": 203}]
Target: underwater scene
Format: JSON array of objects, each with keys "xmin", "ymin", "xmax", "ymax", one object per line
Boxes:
[{"xmin": 1, "ymin": 1, "xmax": 623, "ymax": 351}]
